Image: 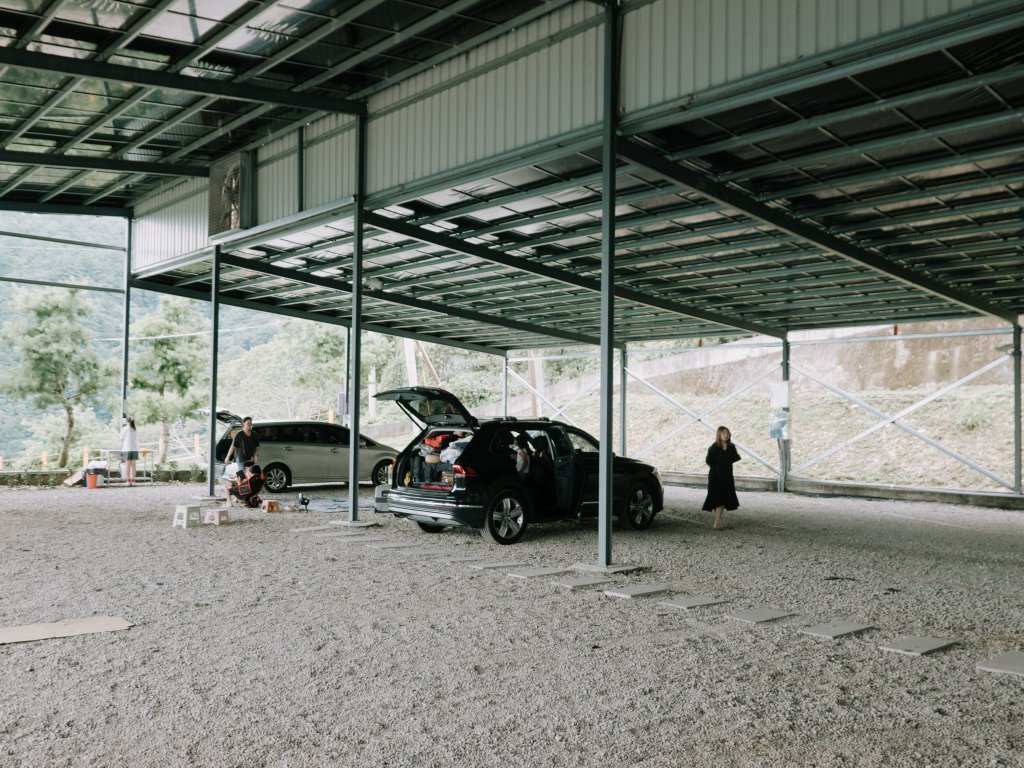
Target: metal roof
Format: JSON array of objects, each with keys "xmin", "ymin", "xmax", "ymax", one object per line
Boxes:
[{"xmin": 1, "ymin": 0, "xmax": 1022, "ymax": 353}]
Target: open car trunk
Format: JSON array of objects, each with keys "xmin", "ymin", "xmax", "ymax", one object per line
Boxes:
[{"xmin": 394, "ymin": 426, "xmax": 475, "ymax": 491}]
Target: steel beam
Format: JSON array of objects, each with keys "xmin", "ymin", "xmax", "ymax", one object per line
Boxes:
[
  {"xmin": 133, "ymin": 278, "xmax": 505, "ymax": 357},
  {"xmin": 0, "ymin": 275, "xmax": 123, "ymax": 293},
  {"xmin": 0, "ymin": 48, "xmax": 365, "ymax": 116},
  {"xmin": 0, "ymin": 150, "xmax": 208, "ymax": 178},
  {"xmin": 0, "ymin": 201, "xmax": 130, "ymax": 216},
  {"xmin": 216, "ymin": 254, "xmax": 601, "ymax": 347},
  {"xmin": 617, "ymin": 138, "xmax": 1016, "ymax": 324},
  {"xmin": 364, "ymin": 212, "xmax": 783, "ymax": 339},
  {"xmin": 0, "ymin": 228, "xmax": 124, "ymax": 251}
]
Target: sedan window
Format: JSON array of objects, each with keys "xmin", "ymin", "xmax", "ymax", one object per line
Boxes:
[{"xmin": 326, "ymin": 426, "xmax": 349, "ymax": 446}]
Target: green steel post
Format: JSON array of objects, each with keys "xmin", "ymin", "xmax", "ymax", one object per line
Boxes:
[
  {"xmin": 207, "ymin": 246, "xmax": 221, "ymax": 497},
  {"xmin": 348, "ymin": 110, "xmax": 367, "ymax": 522},
  {"xmin": 598, "ymin": 0, "xmax": 621, "ymax": 567}
]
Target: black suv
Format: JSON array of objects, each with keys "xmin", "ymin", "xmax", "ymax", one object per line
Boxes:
[{"xmin": 374, "ymin": 387, "xmax": 663, "ymax": 544}]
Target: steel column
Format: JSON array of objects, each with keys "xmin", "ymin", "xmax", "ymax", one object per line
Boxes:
[
  {"xmin": 206, "ymin": 246, "xmax": 221, "ymax": 497},
  {"xmin": 779, "ymin": 338, "xmax": 790, "ymax": 493},
  {"xmin": 502, "ymin": 356, "xmax": 509, "ymax": 418},
  {"xmin": 119, "ymin": 218, "xmax": 132, "ymax": 423},
  {"xmin": 297, "ymin": 126, "xmax": 305, "ymax": 213},
  {"xmin": 619, "ymin": 347, "xmax": 627, "ymax": 457},
  {"xmin": 597, "ymin": 0, "xmax": 621, "ymax": 568},
  {"xmin": 1015, "ymin": 325, "xmax": 1022, "ymax": 494},
  {"xmin": 347, "ymin": 111, "xmax": 367, "ymax": 521}
]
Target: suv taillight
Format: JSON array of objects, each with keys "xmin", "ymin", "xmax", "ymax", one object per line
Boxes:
[{"xmin": 453, "ymin": 463, "xmax": 477, "ymax": 477}]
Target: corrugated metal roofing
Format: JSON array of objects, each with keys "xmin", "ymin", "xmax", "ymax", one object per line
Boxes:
[{"xmin": 0, "ymin": 0, "xmax": 1021, "ymax": 353}]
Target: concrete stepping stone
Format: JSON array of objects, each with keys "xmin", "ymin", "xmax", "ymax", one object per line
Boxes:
[
  {"xmin": 397, "ymin": 548, "xmax": 449, "ymax": 557},
  {"xmin": 328, "ymin": 519, "xmax": 379, "ymax": 528},
  {"xmin": 663, "ymin": 596, "xmax": 729, "ymax": 610},
  {"xmin": 553, "ymin": 575, "xmax": 613, "ymax": 590},
  {"xmin": 468, "ymin": 561, "xmax": 529, "ymax": 570},
  {"xmin": 572, "ymin": 562, "xmax": 644, "ymax": 574},
  {"xmin": 508, "ymin": 567, "xmax": 573, "ymax": 579},
  {"xmin": 289, "ymin": 525, "xmax": 336, "ymax": 533},
  {"xmin": 878, "ymin": 636, "xmax": 957, "ymax": 656},
  {"xmin": 977, "ymin": 651, "xmax": 1024, "ymax": 678},
  {"xmin": 800, "ymin": 620, "xmax": 874, "ymax": 639},
  {"xmin": 332, "ymin": 535, "xmax": 387, "ymax": 544},
  {"xmin": 726, "ymin": 608, "xmax": 794, "ymax": 624},
  {"xmin": 365, "ymin": 542, "xmax": 421, "ymax": 550},
  {"xmin": 604, "ymin": 585, "xmax": 670, "ymax": 599}
]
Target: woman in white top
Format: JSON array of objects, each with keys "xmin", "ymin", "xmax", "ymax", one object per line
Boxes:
[{"xmin": 120, "ymin": 418, "xmax": 140, "ymax": 485}]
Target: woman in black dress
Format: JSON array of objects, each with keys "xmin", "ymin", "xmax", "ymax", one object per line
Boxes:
[{"xmin": 701, "ymin": 426, "xmax": 740, "ymax": 530}]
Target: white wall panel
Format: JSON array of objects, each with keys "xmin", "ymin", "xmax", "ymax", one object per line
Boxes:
[
  {"xmin": 257, "ymin": 133, "xmax": 298, "ymax": 225},
  {"xmin": 623, "ymin": 0, "xmax": 991, "ymax": 114},
  {"xmin": 302, "ymin": 113, "xmax": 358, "ymax": 210},
  {"xmin": 132, "ymin": 179, "xmax": 207, "ymax": 270},
  {"xmin": 304, "ymin": 125, "xmax": 357, "ymax": 209},
  {"xmin": 372, "ymin": 3, "xmax": 602, "ymax": 113},
  {"xmin": 367, "ymin": 19, "xmax": 602, "ymax": 195}
]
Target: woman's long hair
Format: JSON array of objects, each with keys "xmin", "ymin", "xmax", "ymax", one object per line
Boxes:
[
  {"xmin": 127, "ymin": 418, "xmax": 136, "ymax": 430},
  {"xmin": 715, "ymin": 426, "xmax": 731, "ymax": 450}
]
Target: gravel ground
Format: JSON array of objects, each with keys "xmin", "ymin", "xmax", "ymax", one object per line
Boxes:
[{"xmin": 1, "ymin": 481, "xmax": 1022, "ymax": 768}]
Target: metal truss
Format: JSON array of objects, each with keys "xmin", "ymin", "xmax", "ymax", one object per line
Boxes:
[
  {"xmin": 625, "ymin": 363, "xmax": 780, "ymax": 477},
  {"xmin": 789, "ymin": 355, "xmax": 1016, "ymax": 490}
]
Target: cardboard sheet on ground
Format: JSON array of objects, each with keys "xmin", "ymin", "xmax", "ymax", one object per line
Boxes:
[{"xmin": 0, "ymin": 615, "xmax": 133, "ymax": 645}]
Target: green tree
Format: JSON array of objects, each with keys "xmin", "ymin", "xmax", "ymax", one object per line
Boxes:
[
  {"xmin": 0, "ymin": 289, "xmax": 114, "ymax": 468},
  {"xmin": 127, "ymin": 296, "xmax": 208, "ymax": 462},
  {"xmin": 291, "ymin": 324, "xmax": 400, "ymax": 417}
]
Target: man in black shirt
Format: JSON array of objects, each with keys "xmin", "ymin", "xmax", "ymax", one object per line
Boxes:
[{"xmin": 225, "ymin": 416, "xmax": 260, "ymax": 467}]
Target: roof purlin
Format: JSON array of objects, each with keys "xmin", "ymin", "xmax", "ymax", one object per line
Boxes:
[
  {"xmin": 617, "ymin": 138, "xmax": 1016, "ymax": 325},
  {"xmin": 363, "ymin": 212, "xmax": 783, "ymax": 339},
  {"xmin": 217, "ymin": 254, "xmax": 602, "ymax": 348}
]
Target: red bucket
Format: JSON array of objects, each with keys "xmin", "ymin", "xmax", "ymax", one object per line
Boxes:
[{"xmin": 85, "ymin": 472, "xmax": 99, "ymax": 489}]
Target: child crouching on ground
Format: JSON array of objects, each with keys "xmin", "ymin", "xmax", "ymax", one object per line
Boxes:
[{"xmin": 224, "ymin": 463, "xmax": 263, "ymax": 507}]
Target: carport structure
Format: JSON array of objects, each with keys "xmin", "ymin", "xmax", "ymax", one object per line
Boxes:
[{"xmin": 0, "ymin": 0, "xmax": 1022, "ymax": 564}]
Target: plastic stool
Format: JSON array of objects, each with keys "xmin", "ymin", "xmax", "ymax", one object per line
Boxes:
[
  {"xmin": 203, "ymin": 507, "xmax": 230, "ymax": 526},
  {"xmin": 172, "ymin": 505, "xmax": 202, "ymax": 529}
]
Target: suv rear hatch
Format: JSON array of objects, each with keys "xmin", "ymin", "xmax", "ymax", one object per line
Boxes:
[{"xmin": 374, "ymin": 387, "xmax": 478, "ymax": 430}]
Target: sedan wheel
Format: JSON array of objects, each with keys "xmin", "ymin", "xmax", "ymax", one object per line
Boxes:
[
  {"xmin": 371, "ymin": 460, "xmax": 391, "ymax": 487},
  {"xmin": 263, "ymin": 464, "xmax": 290, "ymax": 493},
  {"xmin": 481, "ymin": 489, "xmax": 527, "ymax": 545},
  {"xmin": 620, "ymin": 483, "xmax": 656, "ymax": 530}
]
